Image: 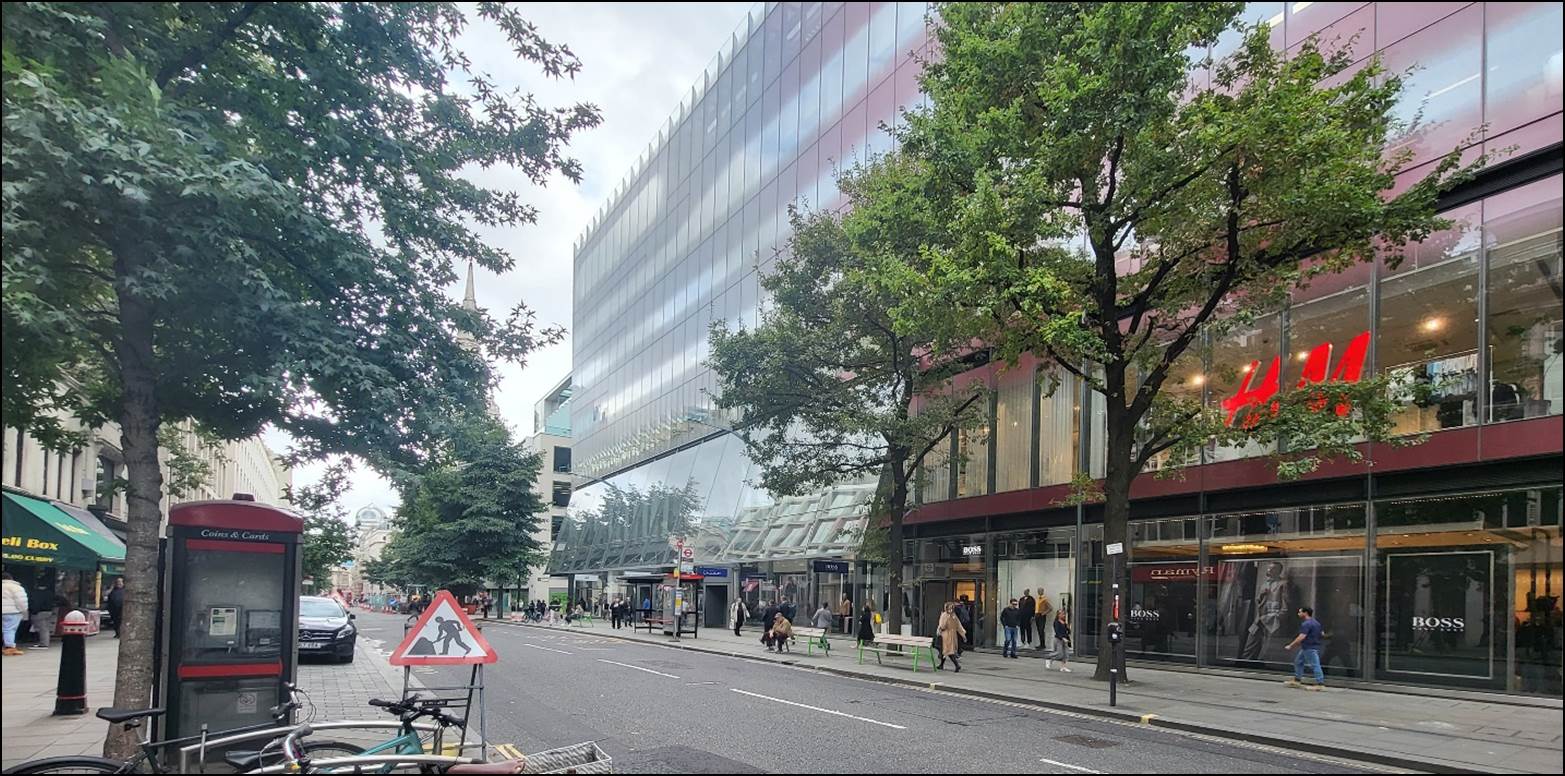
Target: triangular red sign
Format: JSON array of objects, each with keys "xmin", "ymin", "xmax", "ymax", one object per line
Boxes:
[{"xmin": 388, "ymin": 590, "xmax": 498, "ymax": 665}]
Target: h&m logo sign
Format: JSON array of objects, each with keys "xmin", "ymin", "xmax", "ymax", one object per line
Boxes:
[
  {"xmin": 2, "ymin": 536, "xmax": 60, "ymax": 550},
  {"xmin": 1412, "ymin": 616, "xmax": 1466, "ymax": 632},
  {"xmin": 1221, "ymin": 330, "xmax": 1370, "ymax": 427}
]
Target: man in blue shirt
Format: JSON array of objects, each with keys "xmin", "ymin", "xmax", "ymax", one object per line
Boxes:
[{"xmin": 1284, "ymin": 606, "xmax": 1326, "ymax": 688}]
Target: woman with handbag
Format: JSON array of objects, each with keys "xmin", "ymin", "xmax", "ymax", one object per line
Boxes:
[
  {"xmin": 1047, "ymin": 608, "xmax": 1072, "ymax": 672},
  {"xmin": 937, "ymin": 601, "xmax": 966, "ymax": 672},
  {"xmin": 857, "ymin": 602, "xmax": 877, "ymax": 646}
]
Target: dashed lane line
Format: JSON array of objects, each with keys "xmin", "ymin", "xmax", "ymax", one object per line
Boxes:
[
  {"xmin": 595, "ymin": 658, "xmax": 680, "ymax": 679},
  {"xmin": 729, "ymin": 688, "xmax": 907, "ymax": 730},
  {"xmin": 522, "ymin": 643, "xmax": 573, "ymax": 655},
  {"xmin": 1038, "ymin": 757, "xmax": 1100, "ymax": 773}
]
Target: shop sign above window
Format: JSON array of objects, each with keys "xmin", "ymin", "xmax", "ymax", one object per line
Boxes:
[{"xmin": 1221, "ymin": 330, "xmax": 1370, "ymax": 427}]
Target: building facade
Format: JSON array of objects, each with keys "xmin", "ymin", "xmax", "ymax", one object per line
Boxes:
[
  {"xmin": 3, "ymin": 414, "xmax": 292, "ymax": 523},
  {"xmin": 556, "ymin": 1, "xmax": 931, "ymax": 623},
  {"xmin": 560, "ymin": 1, "xmax": 1562, "ymax": 695},
  {"xmin": 518, "ymin": 376, "xmax": 573, "ymax": 606},
  {"xmin": 900, "ymin": 1, "xmax": 1563, "ymax": 699}
]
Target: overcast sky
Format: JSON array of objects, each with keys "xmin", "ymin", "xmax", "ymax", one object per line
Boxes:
[{"xmin": 262, "ymin": 2, "xmax": 755, "ymax": 520}]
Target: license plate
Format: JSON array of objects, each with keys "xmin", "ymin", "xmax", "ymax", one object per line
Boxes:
[{"xmin": 299, "ymin": 642, "xmax": 327, "ymax": 650}]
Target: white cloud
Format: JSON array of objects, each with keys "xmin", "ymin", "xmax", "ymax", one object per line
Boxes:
[{"xmin": 273, "ymin": 2, "xmax": 755, "ymax": 519}]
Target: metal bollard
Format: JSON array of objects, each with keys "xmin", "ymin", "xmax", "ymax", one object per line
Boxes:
[{"xmin": 53, "ymin": 610, "xmax": 89, "ymax": 716}]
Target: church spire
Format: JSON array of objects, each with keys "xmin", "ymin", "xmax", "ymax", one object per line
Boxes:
[{"xmin": 463, "ymin": 261, "xmax": 478, "ymax": 311}]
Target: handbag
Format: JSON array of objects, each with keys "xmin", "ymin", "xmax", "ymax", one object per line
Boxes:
[{"xmin": 873, "ymin": 612, "xmax": 882, "ymax": 625}]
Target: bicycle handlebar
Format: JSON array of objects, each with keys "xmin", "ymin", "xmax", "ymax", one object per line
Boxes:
[{"xmin": 280, "ymin": 723, "xmax": 314, "ymax": 763}]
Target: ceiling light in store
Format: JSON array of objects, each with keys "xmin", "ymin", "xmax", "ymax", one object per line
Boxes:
[
  {"xmin": 1220, "ymin": 543, "xmax": 1269, "ymax": 554},
  {"xmin": 1421, "ymin": 317, "xmax": 1445, "ymax": 333}
]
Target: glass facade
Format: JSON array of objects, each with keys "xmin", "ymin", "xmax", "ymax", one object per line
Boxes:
[
  {"xmin": 571, "ymin": 1, "xmax": 931, "ymax": 479},
  {"xmin": 565, "ymin": 2, "xmax": 1561, "ymax": 697},
  {"xmin": 906, "ymin": 485, "xmax": 1561, "ymax": 694}
]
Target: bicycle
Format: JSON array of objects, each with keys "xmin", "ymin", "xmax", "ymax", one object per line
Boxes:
[
  {"xmin": 1, "ymin": 682, "xmax": 364, "ymax": 774},
  {"xmin": 228, "ymin": 692, "xmax": 472, "ymax": 774},
  {"xmin": 258, "ymin": 723, "xmax": 524, "ymax": 775}
]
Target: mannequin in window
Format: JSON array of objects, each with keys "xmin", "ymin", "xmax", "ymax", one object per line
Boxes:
[{"xmin": 1238, "ymin": 561, "xmax": 1291, "ymax": 661}]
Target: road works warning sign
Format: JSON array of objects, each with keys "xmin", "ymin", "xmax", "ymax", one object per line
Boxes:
[{"xmin": 388, "ymin": 590, "xmax": 497, "ymax": 665}]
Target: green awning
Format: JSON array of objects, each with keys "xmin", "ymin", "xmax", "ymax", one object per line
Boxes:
[{"xmin": 2, "ymin": 491, "xmax": 127, "ymax": 570}]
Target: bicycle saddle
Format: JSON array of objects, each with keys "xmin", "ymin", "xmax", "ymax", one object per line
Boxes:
[
  {"xmin": 223, "ymin": 750, "xmax": 265, "ymax": 770},
  {"xmin": 447, "ymin": 759, "xmax": 527, "ymax": 774},
  {"xmin": 95, "ymin": 707, "xmax": 166, "ymax": 723}
]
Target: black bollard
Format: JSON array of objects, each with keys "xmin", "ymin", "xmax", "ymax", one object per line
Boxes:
[{"xmin": 53, "ymin": 610, "xmax": 88, "ymax": 716}]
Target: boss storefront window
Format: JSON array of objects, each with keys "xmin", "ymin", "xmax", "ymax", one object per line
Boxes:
[
  {"xmin": 1204, "ymin": 505, "xmax": 1368, "ymax": 679},
  {"xmin": 1376, "ymin": 487, "xmax": 1563, "ymax": 696},
  {"xmin": 1127, "ymin": 517, "xmax": 1202, "ymax": 664}
]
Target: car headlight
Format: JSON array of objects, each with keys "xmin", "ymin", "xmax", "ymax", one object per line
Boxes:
[{"xmin": 336, "ymin": 624, "xmax": 355, "ymax": 639}]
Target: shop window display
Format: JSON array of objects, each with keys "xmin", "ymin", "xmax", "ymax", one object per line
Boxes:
[
  {"xmin": 1484, "ymin": 176, "xmax": 1563, "ymax": 423},
  {"xmin": 1127, "ymin": 517, "xmax": 1202, "ymax": 663},
  {"xmin": 1376, "ymin": 487, "xmax": 1563, "ymax": 695},
  {"xmin": 1203, "ymin": 505, "xmax": 1367, "ymax": 678},
  {"xmin": 994, "ymin": 528, "xmax": 1075, "ymax": 650},
  {"xmin": 1379, "ymin": 204, "xmax": 1481, "ymax": 435}
]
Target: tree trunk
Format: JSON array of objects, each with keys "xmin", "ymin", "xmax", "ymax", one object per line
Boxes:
[
  {"xmin": 104, "ymin": 276, "xmax": 165, "ymax": 759},
  {"xmin": 1093, "ymin": 409, "xmax": 1136, "ymax": 684},
  {"xmin": 885, "ymin": 468, "xmax": 909, "ymax": 636}
]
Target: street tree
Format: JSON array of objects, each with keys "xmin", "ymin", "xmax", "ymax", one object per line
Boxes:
[
  {"xmin": 377, "ymin": 410, "xmax": 550, "ymax": 598},
  {"xmin": 288, "ymin": 462, "xmax": 359, "ymax": 592},
  {"xmin": 1, "ymin": 3, "xmax": 596, "ymax": 753},
  {"xmin": 707, "ymin": 160, "xmax": 992, "ymax": 635},
  {"xmin": 892, "ymin": 2, "xmax": 1481, "ymax": 680}
]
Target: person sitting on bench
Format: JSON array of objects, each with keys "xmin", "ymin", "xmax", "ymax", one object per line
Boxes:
[{"xmin": 763, "ymin": 612, "xmax": 793, "ymax": 652}]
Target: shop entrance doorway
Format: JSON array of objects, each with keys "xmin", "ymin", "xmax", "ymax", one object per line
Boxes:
[{"xmin": 920, "ymin": 579, "xmax": 985, "ymax": 645}]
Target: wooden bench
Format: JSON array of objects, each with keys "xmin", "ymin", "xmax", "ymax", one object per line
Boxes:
[
  {"xmin": 857, "ymin": 633, "xmax": 937, "ymax": 672},
  {"xmin": 792, "ymin": 627, "xmax": 833, "ymax": 657}
]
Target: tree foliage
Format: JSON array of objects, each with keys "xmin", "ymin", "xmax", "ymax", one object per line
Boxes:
[
  {"xmin": 707, "ymin": 159, "xmax": 992, "ymax": 633},
  {"xmin": 288, "ymin": 462, "xmax": 359, "ymax": 590},
  {"xmin": 375, "ymin": 411, "xmax": 549, "ymax": 596},
  {"xmin": 2, "ymin": 3, "xmax": 596, "ymax": 754},
  {"xmin": 876, "ymin": 2, "xmax": 1479, "ymax": 679}
]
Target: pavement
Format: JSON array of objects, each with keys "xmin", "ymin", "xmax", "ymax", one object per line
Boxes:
[
  {"xmin": 0, "ymin": 626, "xmax": 456, "ymax": 772},
  {"xmin": 459, "ymin": 613, "xmax": 1563, "ymax": 775}
]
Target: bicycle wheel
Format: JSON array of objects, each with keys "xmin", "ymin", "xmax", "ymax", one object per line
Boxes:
[
  {"xmin": 235, "ymin": 740, "xmax": 367, "ymax": 772},
  {"xmin": 2, "ymin": 756, "xmax": 126, "ymax": 774}
]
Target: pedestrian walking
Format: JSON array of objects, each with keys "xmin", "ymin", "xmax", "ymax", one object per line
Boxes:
[
  {"xmin": 1046, "ymin": 609, "xmax": 1072, "ymax": 672},
  {"xmin": 29, "ymin": 594, "xmax": 64, "ymax": 650},
  {"xmin": 105, "ymin": 578, "xmax": 125, "ymax": 639},
  {"xmin": 937, "ymin": 601, "xmax": 966, "ymax": 672},
  {"xmin": 857, "ymin": 602, "xmax": 876, "ymax": 646},
  {"xmin": 812, "ymin": 602, "xmax": 833, "ymax": 630},
  {"xmin": 480, "ymin": 593, "xmax": 493, "ymax": 620},
  {"xmin": 838, "ymin": 595, "xmax": 853, "ymax": 634},
  {"xmin": 760, "ymin": 600, "xmax": 779, "ymax": 631},
  {"xmin": 1000, "ymin": 599, "xmax": 1021, "ymax": 659},
  {"xmin": 1285, "ymin": 605, "xmax": 1326, "ymax": 688},
  {"xmin": 779, "ymin": 598, "xmax": 797, "ymax": 624},
  {"xmin": 3, "ymin": 572, "xmax": 30, "ymax": 656},
  {"xmin": 1017, "ymin": 589, "xmax": 1037, "ymax": 647},
  {"xmin": 730, "ymin": 597, "xmax": 750, "ymax": 637},
  {"xmin": 955, "ymin": 594, "xmax": 974, "ymax": 649}
]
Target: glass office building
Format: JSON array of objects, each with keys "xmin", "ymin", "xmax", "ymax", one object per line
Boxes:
[
  {"xmin": 561, "ymin": 2, "xmax": 1561, "ymax": 696},
  {"xmin": 901, "ymin": 2, "xmax": 1563, "ymax": 698},
  {"xmin": 556, "ymin": 2, "xmax": 935, "ymax": 619}
]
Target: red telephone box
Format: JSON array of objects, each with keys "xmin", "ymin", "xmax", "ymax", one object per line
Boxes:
[{"xmin": 161, "ymin": 499, "xmax": 303, "ymax": 741}]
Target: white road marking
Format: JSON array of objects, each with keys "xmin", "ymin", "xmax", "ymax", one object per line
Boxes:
[
  {"xmin": 596, "ymin": 659, "xmax": 680, "ymax": 679},
  {"xmin": 1038, "ymin": 757, "xmax": 1100, "ymax": 773},
  {"xmin": 729, "ymin": 689, "xmax": 907, "ymax": 730},
  {"xmin": 523, "ymin": 643, "xmax": 573, "ymax": 655}
]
